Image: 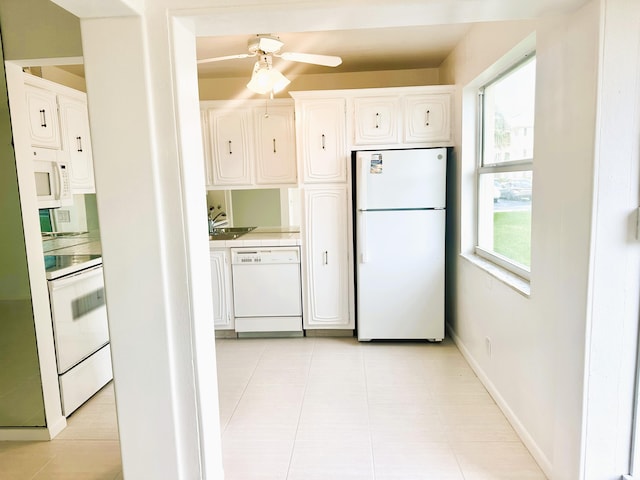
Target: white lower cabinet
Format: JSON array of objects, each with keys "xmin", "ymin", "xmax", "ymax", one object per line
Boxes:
[
  {"xmin": 302, "ymin": 186, "xmax": 353, "ymax": 329},
  {"xmin": 210, "ymin": 249, "xmax": 234, "ymax": 330}
]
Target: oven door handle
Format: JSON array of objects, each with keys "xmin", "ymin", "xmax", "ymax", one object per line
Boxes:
[{"xmin": 47, "ymin": 264, "xmax": 104, "ymax": 289}]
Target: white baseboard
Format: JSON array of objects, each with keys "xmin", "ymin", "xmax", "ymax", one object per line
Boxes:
[
  {"xmin": 47, "ymin": 415, "xmax": 67, "ymax": 439},
  {"xmin": 447, "ymin": 324, "xmax": 553, "ymax": 478},
  {"xmin": 0, "ymin": 415, "xmax": 67, "ymax": 441},
  {"xmin": 0, "ymin": 427, "xmax": 52, "ymax": 441}
]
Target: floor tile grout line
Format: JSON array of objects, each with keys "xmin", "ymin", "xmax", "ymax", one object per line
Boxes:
[
  {"xmin": 28, "ymin": 455, "xmax": 56, "ymax": 480},
  {"xmin": 220, "ymin": 339, "xmax": 267, "ymax": 434},
  {"xmin": 285, "ymin": 336, "xmax": 316, "ymax": 480},
  {"xmin": 361, "ymin": 343, "xmax": 377, "ymax": 480}
]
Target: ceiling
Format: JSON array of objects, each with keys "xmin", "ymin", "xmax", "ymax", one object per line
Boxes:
[
  {"xmin": 51, "ymin": 0, "xmax": 591, "ymax": 82},
  {"xmin": 195, "ymin": 24, "xmax": 473, "ymax": 79},
  {"xmin": 59, "ymin": 24, "xmax": 472, "ymax": 80}
]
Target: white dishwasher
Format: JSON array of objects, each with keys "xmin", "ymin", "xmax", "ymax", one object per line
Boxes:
[{"xmin": 231, "ymin": 247, "xmax": 302, "ymax": 334}]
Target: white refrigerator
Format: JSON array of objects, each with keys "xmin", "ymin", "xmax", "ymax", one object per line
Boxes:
[{"xmin": 355, "ymin": 148, "xmax": 446, "ymax": 341}]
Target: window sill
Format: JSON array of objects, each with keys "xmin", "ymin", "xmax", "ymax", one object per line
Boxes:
[{"xmin": 460, "ymin": 253, "xmax": 531, "ymax": 297}]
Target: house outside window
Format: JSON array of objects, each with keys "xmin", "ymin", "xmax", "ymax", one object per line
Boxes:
[{"xmin": 476, "ymin": 55, "xmax": 535, "ymax": 280}]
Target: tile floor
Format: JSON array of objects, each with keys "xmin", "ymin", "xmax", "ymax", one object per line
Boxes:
[
  {"xmin": 0, "ymin": 382, "xmax": 121, "ymax": 480},
  {"xmin": 0, "ymin": 336, "xmax": 547, "ymax": 479}
]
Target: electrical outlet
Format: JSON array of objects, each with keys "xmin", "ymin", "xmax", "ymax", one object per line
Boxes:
[
  {"xmin": 485, "ymin": 337, "xmax": 492, "ymax": 358},
  {"xmin": 57, "ymin": 209, "xmax": 71, "ymax": 223}
]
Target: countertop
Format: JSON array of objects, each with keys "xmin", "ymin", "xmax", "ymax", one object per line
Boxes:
[
  {"xmin": 42, "ymin": 232, "xmax": 103, "ymax": 279},
  {"xmin": 209, "ymin": 226, "xmax": 301, "ymax": 247},
  {"xmin": 42, "ymin": 232, "xmax": 102, "ymax": 255}
]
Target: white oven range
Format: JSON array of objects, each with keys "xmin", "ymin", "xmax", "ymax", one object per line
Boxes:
[{"xmin": 45, "ymin": 254, "xmax": 112, "ymax": 416}]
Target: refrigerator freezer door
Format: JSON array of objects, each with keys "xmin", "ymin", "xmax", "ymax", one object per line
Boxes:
[
  {"xmin": 356, "ymin": 148, "xmax": 446, "ymax": 210},
  {"xmin": 356, "ymin": 209, "xmax": 445, "ymax": 341}
]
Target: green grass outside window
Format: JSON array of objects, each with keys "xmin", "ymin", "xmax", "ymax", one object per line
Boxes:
[{"xmin": 493, "ymin": 210, "xmax": 531, "ymax": 267}]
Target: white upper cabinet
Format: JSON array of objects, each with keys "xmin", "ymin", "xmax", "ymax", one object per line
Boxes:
[
  {"xmin": 58, "ymin": 95, "xmax": 95, "ymax": 194},
  {"xmin": 24, "ymin": 85, "xmax": 61, "ymax": 149},
  {"xmin": 295, "ymin": 86, "xmax": 453, "ymax": 151},
  {"xmin": 349, "ymin": 87, "xmax": 453, "ymax": 148},
  {"xmin": 207, "ymin": 108, "xmax": 253, "ymax": 186},
  {"xmin": 296, "ymin": 98, "xmax": 347, "ymax": 184},
  {"xmin": 353, "ymin": 96, "xmax": 400, "ymax": 145},
  {"xmin": 403, "ymin": 93, "xmax": 452, "ymax": 144},
  {"xmin": 253, "ymin": 106, "xmax": 297, "ymax": 185},
  {"xmin": 23, "ymin": 74, "xmax": 97, "ymax": 194},
  {"xmin": 202, "ymin": 100, "xmax": 297, "ymax": 188}
]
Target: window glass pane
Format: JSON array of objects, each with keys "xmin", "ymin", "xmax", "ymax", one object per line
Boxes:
[
  {"xmin": 478, "ymin": 171, "xmax": 532, "ymax": 268},
  {"xmin": 482, "ymin": 58, "xmax": 536, "ymax": 166}
]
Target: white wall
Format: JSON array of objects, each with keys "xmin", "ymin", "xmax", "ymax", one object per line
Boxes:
[
  {"xmin": 442, "ymin": 1, "xmax": 640, "ymax": 478},
  {"xmin": 198, "ymin": 67, "xmax": 440, "ymax": 100}
]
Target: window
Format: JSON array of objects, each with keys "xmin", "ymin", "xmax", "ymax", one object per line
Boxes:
[{"xmin": 476, "ymin": 55, "xmax": 535, "ymax": 280}]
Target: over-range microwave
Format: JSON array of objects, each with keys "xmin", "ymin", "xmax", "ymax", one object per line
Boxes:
[{"xmin": 32, "ymin": 147, "xmax": 72, "ymax": 209}]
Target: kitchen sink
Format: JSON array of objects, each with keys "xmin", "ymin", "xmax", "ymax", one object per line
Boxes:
[{"xmin": 209, "ymin": 226, "xmax": 256, "ymax": 241}]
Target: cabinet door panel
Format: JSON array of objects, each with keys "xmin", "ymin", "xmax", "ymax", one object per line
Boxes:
[
  {"xmin": 299, "ymin": 99, "xmax": 346, "ymax": 183},
  {"xmin": 58, "ymin": 95, "xmax": 95, "ymax": 193},
  {"xmin": 303, "ymin": 187, "xmax": 350, "ymax": 327},
  {"xmin": 403, "ymin": 94, "xmax": 452, "ymax": 143},
  {"xmin": 25, "ymin": 85, "xmax": 60, "ymax": 149},
  {"xmin": 210, "ymin": 250, "xmax": 233, "ymax": 329},
  {"xmin": 254, "ymin": 106, "xmax": 296, "ymax": 185},
  {"xmin": 208, "ymin": 109, "xmax": 252, "ymax": 186},
  {"xmin": 353, "ymin": 96, "xmax": 400, "ymax": 145}
]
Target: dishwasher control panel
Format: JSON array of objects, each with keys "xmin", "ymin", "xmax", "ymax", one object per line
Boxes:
[{"xmin": 231, "ymin": 247, "xmax": 300, "ymax": 265}]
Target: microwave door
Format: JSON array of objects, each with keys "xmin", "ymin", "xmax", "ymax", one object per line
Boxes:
[
  {"xmin": 35, "ymin": 168, "xmax": 60, "ymax": 209},
  {"xmin": 35, "ymin": 170, "xmax": 53, "ymax": 197}
]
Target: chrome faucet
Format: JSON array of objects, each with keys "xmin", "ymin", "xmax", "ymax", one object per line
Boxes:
[
  {"xmin": 212, "ymin": 211, "xmax": 227, "ymax": 223},
  {"xmin": 208, "ymin": 208, "xmax": 227, "ymax": 233}
]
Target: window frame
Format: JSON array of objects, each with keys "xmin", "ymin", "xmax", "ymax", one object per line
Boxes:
[{"xmin": 475, "ymin": 54, "xmax": 536, "ymax": 281}]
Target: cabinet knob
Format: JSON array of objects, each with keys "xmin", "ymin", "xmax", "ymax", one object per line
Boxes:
[
  {"xmin": 425, "ymin": 109, "xmax": 431, "ymax": 127},
  {"xmin": 228, "ymin": 140, "xmax": 232, "ymax": 155},
  {"xmin": 76, "ymin": 136, "xmax": 83, "ymax": 152},
  {"xmin": 273, "ymin": 138, "xmax": 277, "ymax": 153},
  {"xmin": 321, "ymin": 134, "xmax": 326, "ymax": 150},
  {"xmin": 375, "ymin": 112, "xmax": 380, "ymax": 129}
]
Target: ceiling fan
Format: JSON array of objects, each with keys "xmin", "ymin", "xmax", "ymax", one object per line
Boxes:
[{"xmin": 197, "ymin": 34, "xmax": 342, "ymax": 95}]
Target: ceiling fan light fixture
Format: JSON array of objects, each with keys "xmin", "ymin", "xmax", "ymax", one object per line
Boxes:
[
  {"xmin": 256, "ymin": 35, "xmax": 284, "ymax": 53},
  {"xmin": 246, "ymin": 58, "xmax": 290, "ymax": 95}
]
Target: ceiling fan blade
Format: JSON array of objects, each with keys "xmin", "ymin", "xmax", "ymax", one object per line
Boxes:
[
  {"xmin": 197, "ymin": 53, "xmax": 255, "ymax": 64},
  {"xmin": 277, "ymin": 52, "xmax": 342, "ymax": 67}
]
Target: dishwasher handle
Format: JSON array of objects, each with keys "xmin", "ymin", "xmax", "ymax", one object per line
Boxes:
[{"xmin": 231, "ymin": 247, "xmax": 300, "ymax": 264}]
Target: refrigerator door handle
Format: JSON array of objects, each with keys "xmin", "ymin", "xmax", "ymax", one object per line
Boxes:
[
  {"xmin": 358, "ymin": 211, "xmax": 368, "ymax": 264},
  {"xmin": 357, "ymin": 154, "xmax": 369, "ymax": 211}
]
